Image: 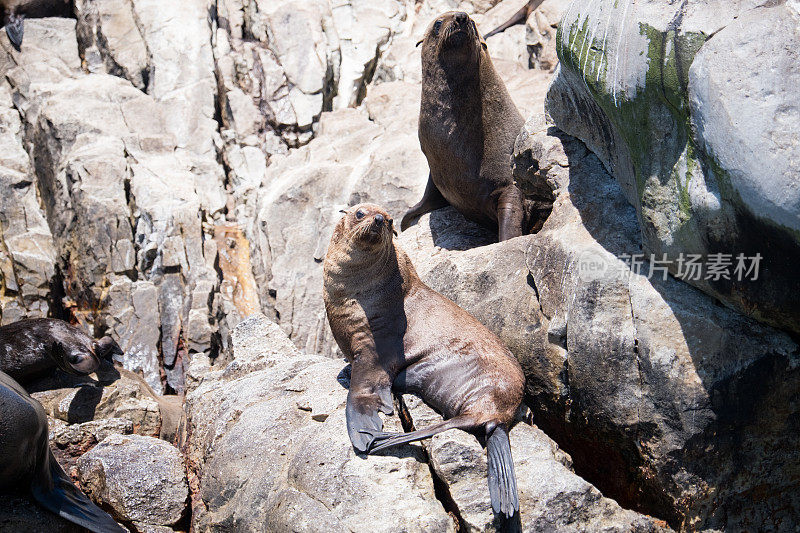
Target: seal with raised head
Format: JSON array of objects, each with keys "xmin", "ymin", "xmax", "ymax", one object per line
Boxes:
[
  {"xmin": 0, "ymin": 370, "xmax": 126, "ymax": 532},
  {"xmin": 1, "ymin": 0, "xmax": 70, "ymax": 51},
  {"xmin": 401, "ymin": 11, "xmax": 540, "ymax": 241},
  {"xmin": 0, "ymin": 318, "xmax": 117, "ymax": 384},
  {"xmin": 324, "ymin": 203, "xmax": 526, "ymax": 517}
]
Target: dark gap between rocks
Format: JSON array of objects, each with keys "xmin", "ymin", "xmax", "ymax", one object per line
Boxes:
[{"xmin": 395, "ymin": 394, "xmax": 467, "ymax": 533}]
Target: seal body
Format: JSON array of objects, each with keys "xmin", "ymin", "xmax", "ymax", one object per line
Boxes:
[
  {"xmin": 401, "ymin": 11, "xmax": 534, "ymax": 241},
  {"xmin": 1, "ymin": 0, "xmax": 70, "ymax": 51},
  {"xmin": 324, "ymin": 203, "xmax": 525, "ymax": 517},
  {"xmin": 0, "ymin": 371, "xmax": 125, "ymax": 532},
  {"xmin": 0, "ymin": 318, "xmax": 110, "ymax": 384}
]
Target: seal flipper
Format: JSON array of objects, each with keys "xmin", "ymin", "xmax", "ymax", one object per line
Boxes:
[
  {"xmin": 361, "ymin": 414, "xmax": 478, "ymax": 453},
  {"xmin": 346, "ymin": 358, "xmax": 394, "ymax": 453},
  {"xmin": 483, "ymin": 0, "xmax": 544, "ymax": 39},
  {"xmin": 497, "ymin": 186, "xmax": 525, "ymax": 241},
  {"xmin": 31, "ymin": 452, "xmax": 126, "ymax": 533},
  {"xmin": 486, "ymin": 424, "xmax": 519, "ymax": 518},
  {"xmin": 401, "ymin": 173, "xmax": 448, "ymax": 231},
  {"xmin": 5, "ymin": 12, "xmax": 24, "ymax": 51}
]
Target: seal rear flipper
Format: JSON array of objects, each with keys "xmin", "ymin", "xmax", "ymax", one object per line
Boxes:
[
  {"xmin": 5, "ymin": 13, "xmax": 24, "ymax": 51},
  {"xmin": 363, "ymin": 414, "xmax": 478, "ymax": 453},
  {"xmin": 401, "ymin": 174, "xmax": 448, "ymax": 231},
  {"xmin": 486, "ymin": 424, "xmax": 519, "ymax": 519},
  {"xmin": 31, "ymin": 453, "xmax": 126, "ymax": 533}
]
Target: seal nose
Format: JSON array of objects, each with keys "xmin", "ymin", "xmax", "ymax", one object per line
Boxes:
[{"xmin": 455, "ymin": 12, "xmax": 468, "ymax": 25}]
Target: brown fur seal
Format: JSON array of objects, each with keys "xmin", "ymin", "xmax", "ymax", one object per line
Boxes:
[
  {"xmin": 1, "ymin": 0, "xmax": 70, "ymax": 51},
  {"xmin": 324, "ymin": 203, "xmax": 525, "ymax": 517},
  {"xmin": 0, "ymin": 370, "xmax": 125, "ymax": 532},
  {"xmin": 483, "ymin": 0, "xmax": 545, "ymax": 39},
  {"xmin": 0, "ymin": 318, "xmax": 118, "ymax": 384},
  {"xmin": 401, "ymin": 11, "xmax": 537, "ymax": 241}
]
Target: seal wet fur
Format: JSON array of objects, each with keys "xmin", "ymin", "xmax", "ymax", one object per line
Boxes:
[
  {"xmin": 1, "ymin": 0, "xmax": 70, "ymax": 51},
  {"xmin": 402, "ymin": 11, "xmax": 544, "ymax": 241},
  {"xmin": 0, "ymin": 318, "xmax": 115, "ymax": 384},
  {"xmin": 0, "ymin": 371, "xmax": 125, "ymax": 532},
  {"xmin": 323, "ymin": 203, "xmax": 525, "ymax": 517}
]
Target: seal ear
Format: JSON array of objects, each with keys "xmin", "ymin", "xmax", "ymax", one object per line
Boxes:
[
  {"xmin": 339, "ymin": 209, "xmax": 347, "ymax": 214},
  {"xmin": 416, "ymin": 39, "xmax": 423, "ymax": 47}
]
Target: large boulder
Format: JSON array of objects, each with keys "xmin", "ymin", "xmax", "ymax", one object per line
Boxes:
[
  {"xmin": 403, "ymin": 396, "xmax": 670, "ymax": 532},
  {"xmin": 545, "ymin": 0, "xmax": 800, "ymax": 335},
  {"xmin": 78, "ymin": 433, "xmax": 188, "ymax": 527},
  {"xmin": 184, "ymin": 314, "xmax": 455, "ymax": 532},
  {"xmin": 398, "ymin": 118, "xmax": 800, "ymax": 530}
]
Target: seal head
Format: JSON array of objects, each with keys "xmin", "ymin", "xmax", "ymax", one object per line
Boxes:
[{"xmin": 0, "ymin": 319, "xmax": 108, "ymax": 383}]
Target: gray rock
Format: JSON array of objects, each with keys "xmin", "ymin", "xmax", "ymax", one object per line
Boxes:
[
  {"xmin": 1, "ymin": 18, "xmax": 225, "ymax": 393},
  {"xmin": 404, "ymin": 396, "xmax": 670, "ymax": 532},
  {"xmin": 185, "ymin": 314, "xmax": 455, "ymax": 532},
  {"xmin": 0, "ymin": 77, "xmax": 56, "ymax": 324},
  {"xmin": 78, "ymin": 434, "xmax": 188, "ymax": 526},
  {"xmin": 545, "ymin": 0, "xmax": 800, "ymax": 334},
  {"xmin": 399, "ymin": 119, "xmax": 800, "ymax": 530}
]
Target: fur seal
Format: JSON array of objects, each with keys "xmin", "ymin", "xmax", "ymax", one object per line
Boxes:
[
  {"xmin": 1, "ymin": 0, "xmax": 70, "ymax": 51},
  {"xmin": 401, "ymin": 11, "xmax": 539, "ymax": 241},
  {"xmin": 0, "ymin": 370, "xmax": 125, "ymax": 532},
  {"xmin": 0, "ymin": 318, "xmax": 116, "ymax": 384},
  {"xmin": 324, "ymin": 203, "xmax": 525, "ymax": 517},
  {"xmin": 483, "ymin": 0, "xmax": 545, "ymax": 39}
]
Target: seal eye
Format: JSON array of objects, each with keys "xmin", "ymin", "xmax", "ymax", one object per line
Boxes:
[
  {"xmin": 433, "ymin": 20, "xmax": 442, "ymax": 36},
  {"xmin": 355, "ymin": 210, "xmax": 366, "ymax": 220}
]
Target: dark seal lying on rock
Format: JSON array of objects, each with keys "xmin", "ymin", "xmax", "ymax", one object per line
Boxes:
[
  {"xmin": 324, "ymin": 203, "xmax": 526, "ymax": 517},
  {"xmin": 0, "ymin": 370, "xmax": 126, "ymax": 532},
  {"xmin": 0, "ymin": 318, "xmax": 118, "ymax": 384},
  {"xmin": 402, "ymin": 11, "xmax": 545, "ymax": 241}
]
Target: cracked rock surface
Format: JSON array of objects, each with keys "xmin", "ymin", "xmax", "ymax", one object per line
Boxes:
[{"xmin": 0, "ymin": 0, "xmax": 797, "ymax": 532}]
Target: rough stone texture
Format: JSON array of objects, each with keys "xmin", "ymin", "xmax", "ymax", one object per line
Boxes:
[
  {"xmin": 398, "ymin": 119, "xmax": 800, "ymax": 530},
  {"xmin": 185, "ymin": 314, "xmax": 455, "ymax": 532},
  {"xmin": 0, "ymin": 18, "xmax": 227, "ymax": 394},
  {"xmin": 404, "ymin": 396, "xmax": 670, "ymax": 532},
  {"xmin": 0, "ymin": 81, "xmax": 56, "ymax": 325},
  {"xmin": 243, "ymin": 57, "xmax": 554, "ymax": 357},
  {"xmin": 546, "ymin": 0, "xmax": 800, "ymax": 335},
  {"xmin": 78, "ymin": 433, "xmax": 188, "ymax": 526},
  {"xmin": 29, "ymin": 362, "xmax": 174, "ymax": 439}
]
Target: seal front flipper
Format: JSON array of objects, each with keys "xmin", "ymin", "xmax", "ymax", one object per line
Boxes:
[
  {"xmin": 486, "ymin": 424, "xmax": 519, "ymax": 518},
  {"xmin": 401, "ymin": 173, "xmax": 448, "ymax": 231},
  {"xmin": 346, "ymin": 358, "xmax": 395, "ymax": 453},
  {"xmin": 31, "ymin": 451, "xmax": 126, "ymax": 533},
  {"xmin": 497, "ymin": 185, "xmax": 525, "ymax": 241},
  {"xmin": 5, "ymin": 12, "xmax": 24, "ymax": 51}
]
